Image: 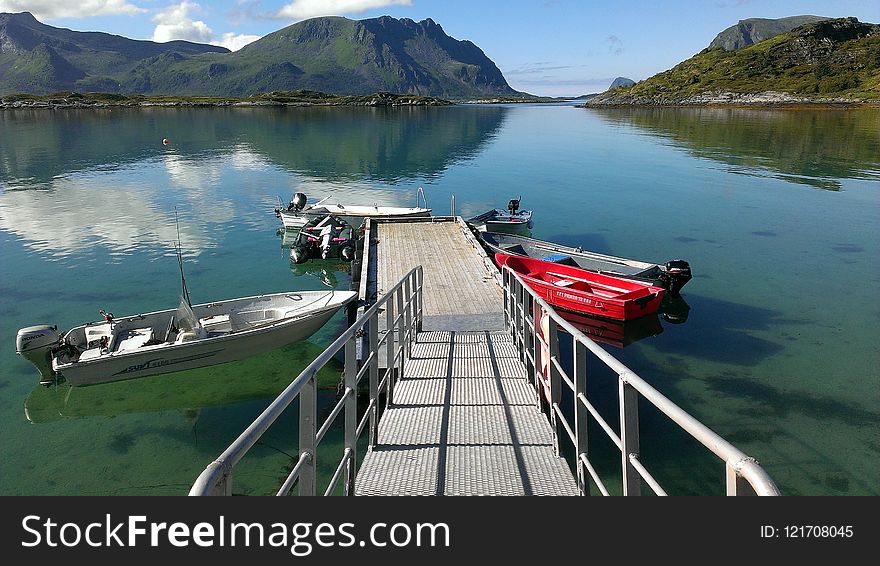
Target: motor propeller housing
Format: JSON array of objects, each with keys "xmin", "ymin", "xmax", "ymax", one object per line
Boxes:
[
  {"xmin": 289, "ymin": 192, "xmax": 308, "ymax": 212},
  {"xmin": 15, "ymin": 325, "xmax": 62, "ymax": 384}
]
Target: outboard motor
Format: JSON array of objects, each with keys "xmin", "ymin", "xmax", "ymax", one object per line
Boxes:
[
  {"xmin": 508, "ymin": 197, "xmax": 521, "ymax": 216},
  {"xmin": 661, "ymin": 260, "xmax": 692, "ymax": 297},
  {"xmin": 288, "ymin": 192, "xmax": 308, "ymax": 212},
  {"xmin": 15, "ymin": 325, "xmax": 62, "ymax": 385}
]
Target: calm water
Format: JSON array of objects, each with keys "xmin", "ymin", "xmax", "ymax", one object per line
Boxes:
[{"xmin": 1, "ymin": 104, "xmax": 877, "ymax": 495}]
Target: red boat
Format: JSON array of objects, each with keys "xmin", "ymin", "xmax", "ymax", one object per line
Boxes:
[{"xmin": 496, "ymin": 252, "xmax": 666, "ymax": 321}]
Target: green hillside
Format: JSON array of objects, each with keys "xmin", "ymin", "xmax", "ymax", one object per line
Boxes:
[
  {"xmin": 0, "ymin": 12, "xmax": 228, "ymax": 95},
  {"xmin": 589, "ymin": 18, "xmax": 880, "ymax": 105}
]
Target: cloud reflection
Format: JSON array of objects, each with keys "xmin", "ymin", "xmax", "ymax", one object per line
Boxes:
[
  {"xmin": 0, "ymin": 142, "xmax": 436, "ymax": 261},
  {"xmin": 0, "ymin": 177, "xmax": 214, "ymax": 260}
]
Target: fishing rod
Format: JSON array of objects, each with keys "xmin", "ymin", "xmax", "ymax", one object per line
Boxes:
[{"xmin": 175, "ymin": 207, "xmax": 193, "ymax": 308}]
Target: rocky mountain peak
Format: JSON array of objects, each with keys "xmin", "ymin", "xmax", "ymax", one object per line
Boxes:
[{"xmin": 708, "ymin": 15, "xmax": 829, "ymax": 50}]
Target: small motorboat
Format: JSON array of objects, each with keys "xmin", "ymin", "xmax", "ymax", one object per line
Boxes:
[
  {"xmin": 276, "ymin": 191, "xmax": 431, "ymax": 230},
  {"xmin": 15, "ymin": 290, "xmax": 357, "ymax": 386},
  {"xmin": 289, "ymin": 214, "xmax": 356, "ymax": 264},
  {"xmin": 16, "ymin": 213, "xmax": 358, "ymax": 387},
  {"xmin": 480, "ymin": 231, "xmax": 691, "ymax": 296},
  {"xmin": 467, "ymin": 197, "xmax": 533, "ymax": 234},
  {"xmin": 496, "ymin": 252, "xmax": 665, "ymax": 321}
]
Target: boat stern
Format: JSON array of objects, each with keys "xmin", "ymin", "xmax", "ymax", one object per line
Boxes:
[
  {"xmin": 15, "ymin": 325, "xmax": 62, "ymax": 385},
  {"xmin": 660, "ymin": 260, "xmax": 692, "ymax": 296}
]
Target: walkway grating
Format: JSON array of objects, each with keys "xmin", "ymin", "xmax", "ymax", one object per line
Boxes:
[{"xmin": 356, "ymin": 330, "xmax": 579, "ymax": 496}]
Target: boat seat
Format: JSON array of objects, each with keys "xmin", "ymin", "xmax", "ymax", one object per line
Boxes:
[
  {"xmin": 176, "ymin": 327, "xmax": 207, "ymax": 344},
  {"xmin": 200, "ymin": 314, "xmax": 231, "ymax": 333},
  {"xmin": 78, "ymin": 348, "xmax": 104, "ymax": 362},
  {"xmin": 85, "ymin": 323, "xmax": 112, "ymax": 348},
  {"xmin": 115, "ymin": 328, "xmax": 154, "ymax": 352}
]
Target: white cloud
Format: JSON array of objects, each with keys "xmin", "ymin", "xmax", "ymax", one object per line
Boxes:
[
  {"xmin": 151, "ymin": 1, "xmax": 213, "ymax": 43},
  {"xmin": 148, "ymin": 2, "xmax": 260, "ymax": 50},
  {"xmin": 214, "ymin": 32, "xmax": 261, "ymax": 51},
  {"xmin": 276, "ymin": 0, "xmax": 412, "ymax": 21},
  {"xmin": 0, "ymin": 0, "xmax": 146, "ymax": 19}
]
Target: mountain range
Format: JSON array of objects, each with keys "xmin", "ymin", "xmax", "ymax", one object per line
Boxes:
[
  {"xmin": 0, "ymin": 12, "xmax": 520, "ymax": 99},
  {"xmin": 2, "ymin": 12, "xmax": 878, "ymax": 104}
]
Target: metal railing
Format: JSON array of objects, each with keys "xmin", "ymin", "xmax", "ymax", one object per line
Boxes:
[
  {"xmin": 502, "ymin": 267, "xmax": 781, "ymax": 496},
  {"xmin": 189, "ymin": 266, "xmax": 423, "ymax": 496}
]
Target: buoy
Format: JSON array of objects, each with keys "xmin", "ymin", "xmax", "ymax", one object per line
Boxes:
[{"xmin": 162, "ymin": 138, "xmax": 169, "ymax": 145}]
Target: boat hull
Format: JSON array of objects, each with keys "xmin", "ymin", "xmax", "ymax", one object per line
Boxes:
[
  {"xmin": 279, "ymin": 206, "xmax": 431, "ymax": 230},
  {"xmin": 497, "ymin": 253, "xmax": 665, "ymax": 321},
  {"xmin": 51, "ymin": 291, "xmax": 356, "ymax": 386},
  {"xmin": 481, "ymin": 231, "xmax": 691, "ymax": 296}
]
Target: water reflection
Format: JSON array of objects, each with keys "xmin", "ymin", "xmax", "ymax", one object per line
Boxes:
[
  {"xmin": 558, "ymin": 311, "xmax": 663, "ymax": 348},
  {"xmin": 0, "ymin": 106, "xmax": 507, "ymax": 259},
  {"xmin": 0, "ymin": 178, "xmax": 215, "ymax": 259},
  {"xmin": 587, "ymin": 107, "xmax": 880, "ymax": 190},
  {"xmin": 23, "ymin": 342, "xmax": 344, "ymax": 423},
  {"xmin": 289, "ymin": 260, "xmax": 351, "ymax": 288},
  {"xmin": 0, "ymin": 106, "xmax": 508, "ymax": 185}
]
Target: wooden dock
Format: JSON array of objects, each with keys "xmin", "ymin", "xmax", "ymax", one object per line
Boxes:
[
  {"xmin": 355, "ymin": 218, "xmax": 579, "ymax": 495},
  {"xmin": 374, "ymin": 219, "xmax": 505, "ymax": 331}
]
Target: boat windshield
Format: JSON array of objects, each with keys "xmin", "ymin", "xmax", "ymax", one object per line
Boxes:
[{"xmin": 175, "ymin": 296, "xmax": 201, "ymax": 333}]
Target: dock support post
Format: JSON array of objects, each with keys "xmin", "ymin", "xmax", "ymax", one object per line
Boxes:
[
  {"xmin": 574, "ymin": 339, "xmax": 590, "ymax": 495},
  {"xmin": 416, "ymin": 268, "xmax": 424, "ymax": 333},
  {"xmin": 726, "ymin": 462, "xmax": 757, "ymax": 496},
  {"xmin": 404, "ymin": 276, "xmax": 412, "ymax": 353},
  {"xmin": 396, "ymin": 286, "xmax": 405, "ymax": 380},
  {"xmin": 502, "ymin": 269, "xmax": 510, "ymax": 329},
  {"xmin": 369, "ymin": 310, "xmax": 379, "ymax": 448},
  {"xmin": 548, "ymin": 317, "xmax": 562, "ymax": 457},
  {"xmin": 530, "ymin": 302, "xmax": 541, "ymax": 411},
  {"xmin": 620, "ymin": 375, "xmax": 641, "ymax": 496},
  {"xmin": 344, "ymin": 333, "xmax": 357, "ymax": 496},
  {"xmin": 386, "ymin": 299, "xmax": 395, "ymax": 406},
  {"xmin": 298, "ymin": 377, "xmax": 317, "ymax": 496},
  {"xmin": 519, "ymin": 282, "xmax": 528, "ymax": 365}
]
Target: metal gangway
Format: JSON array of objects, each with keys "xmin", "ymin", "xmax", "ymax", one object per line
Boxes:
[{"xmin": 190, "ymin": 262, "xmax": 780, "ymax": 496}]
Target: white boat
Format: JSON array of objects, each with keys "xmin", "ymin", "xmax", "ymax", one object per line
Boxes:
[
  {"xmin": 16, "ymin": 290, "xmax": 357, "ymax": 386},
  {"xmin": 275, "ymin": 191, "xmax": 431, "ymax": 230}
]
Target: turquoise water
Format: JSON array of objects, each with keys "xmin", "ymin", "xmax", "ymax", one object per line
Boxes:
[{"xmin": 1, "ymin": 104, "xmax": 877, "ymax": 495}]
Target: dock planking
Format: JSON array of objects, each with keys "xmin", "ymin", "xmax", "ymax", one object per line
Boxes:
[
  {"xmin": 375, "ymin": 219, "xmax": 504, "ymax": 331},
  {"xmin": 356, "ymin": 218, "xmax": 578, "ymax": 495}
]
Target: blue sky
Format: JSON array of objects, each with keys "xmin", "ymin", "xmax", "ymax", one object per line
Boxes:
[{"xmin": 3, "ymin": 0, "xmax": 878, "ymax": 96}]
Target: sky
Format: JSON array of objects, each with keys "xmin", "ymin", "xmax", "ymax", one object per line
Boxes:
[{"xmin": 2, "ymin": 0, "xmax": 879, "ymax": 96}]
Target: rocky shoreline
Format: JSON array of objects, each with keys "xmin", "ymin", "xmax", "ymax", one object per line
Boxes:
[
  {"xmin": 3, "ymin": 90, "xmax": 874, "ymax": 110},
  {"xmin": 584, "ymin": 90, "xmax": 877, "ymax": 107},
  {"xmin": 0, "ymin": 91, "xmax": 453, "ymax": 110}
]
